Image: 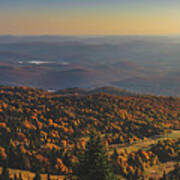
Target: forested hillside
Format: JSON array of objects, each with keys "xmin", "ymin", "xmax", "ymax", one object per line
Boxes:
[{"xmin": 0, "ymin": 85, "xmax": 179, "ymax": 179}]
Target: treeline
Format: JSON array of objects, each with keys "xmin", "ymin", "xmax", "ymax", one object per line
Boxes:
[
  {"xmin": 150, "ymin": 138, "xmax": 180, "ymax": 162},
  {"xmin": 0, "ymin": 85, "xmax": 179, "ymax": 177},
  {"xmin": 160, "ymin": 162, "xmax": 180, "ymax": 180},
  {"xmin": 111, "ymin": 138, "xmax": 180, "ymax": 179},
  {"xmin": 0, "ymin": 166, "xmax": 49, "ymax": 180}
]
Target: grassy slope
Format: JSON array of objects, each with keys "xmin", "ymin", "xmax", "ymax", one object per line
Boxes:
[
  {"xmin": 109, "ymin": 130, "xmax": 180, "ymax": 154},
  {"xmin": 143, "ymin": 161, "xmax": 176, "ymax": 180},
  {"xmin": 0, "ymin": 167, "xmax": 65, "ymax": 180}
]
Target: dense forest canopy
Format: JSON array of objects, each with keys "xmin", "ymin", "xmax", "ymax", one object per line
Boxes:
[{"xmin": 0, "ymin": 85, "xmax": 179, "ymax": 179}]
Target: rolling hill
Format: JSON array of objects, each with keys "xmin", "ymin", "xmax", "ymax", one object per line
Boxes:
[{"xmin": 0, "ymin": 85, "xmax": 179, "ymax": 179}]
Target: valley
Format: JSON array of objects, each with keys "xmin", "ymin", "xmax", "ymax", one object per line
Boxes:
[{"xmin": 0, "ymin": 36, "xmax": 180, "ymax": 96}]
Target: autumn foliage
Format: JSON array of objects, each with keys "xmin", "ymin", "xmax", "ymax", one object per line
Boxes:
[{"xmin": 0, "ymin": 85, "xmax": 179, "ymax": 177}]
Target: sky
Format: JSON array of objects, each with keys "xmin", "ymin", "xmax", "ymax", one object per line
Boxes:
[{"xmin": 0, "ymin": 0, "xmax": 180, "ymax": 35}]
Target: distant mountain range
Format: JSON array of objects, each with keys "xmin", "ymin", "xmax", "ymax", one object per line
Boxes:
[
  {"xmin": 0, "ymin": 35, "xmax": 179, "ymax": 96},
  {"xmin": 56, "ymin": 86, "xmax": 136, "ymax": 97}
]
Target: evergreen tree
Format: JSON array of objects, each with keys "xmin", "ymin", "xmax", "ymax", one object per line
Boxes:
[
  {"xmin": 73, "ymin": 132, "xmax": 117, "ymax": 180},
  {"xmin": 161, "ymin": 171, "xmax": 168, "ymax": 180},
  {"xmin": 0, "ymin": 166, "xmax": 10, "ymax": 180},
  {"xmin": 47, "ymin": 173, "xmax": 50, "ymax": 180},
  {"xmin": 13, "ymin": 174, "xmax": 18, "ymax": 180},
  {"xmin": 33, "ymin": 171, "xmax": 41, "ymax": 180},
  {"xmin": 12, "ymin": 173, "xmax": 23, "ymax": 180},
  {"xmin": 18, "ymin": 173, "xmax": 23, "ymax": 180},
  {"xmin": 172, "ymin": 162, "xmax": 180, "ymax": 179}
]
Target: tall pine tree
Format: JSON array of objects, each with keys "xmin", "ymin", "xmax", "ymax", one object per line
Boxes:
[
  {"xmin": 33, "ymin": 171, "xmax": 41, "ymax": 180},
  {"xmin": 73, "ymin": 132, "xmax": 117, "ymax": 180}
]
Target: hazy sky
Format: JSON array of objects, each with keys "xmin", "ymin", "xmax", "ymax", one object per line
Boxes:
[{"xmin": 0, "ymin": 0, "xmax": 180, "ymax": 35}]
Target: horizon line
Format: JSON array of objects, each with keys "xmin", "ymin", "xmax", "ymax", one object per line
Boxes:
[{"xmin": 0, "ymin": 34, "xmax": 180, "ymax": 37}]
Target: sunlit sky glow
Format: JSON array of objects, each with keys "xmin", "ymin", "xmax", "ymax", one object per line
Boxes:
[{"xmin": 0, "ymin": 0, "xmax": 180, "ymax": 35}]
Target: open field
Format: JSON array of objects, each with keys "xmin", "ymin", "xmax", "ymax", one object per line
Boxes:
[
  {"xmin": 109, "ymin": 130, "xmax": 180, "ymax": 154},
  {"xmin": 0, "ymin": 167, "xmax": 65, "ymax": 180},
  {"xmin": 143, "ymin": 161, "xmax": 177, "ymax": 180},
  {"xmin": 109, "ymin": 130, "xmax": 180, "ymax": 179}
]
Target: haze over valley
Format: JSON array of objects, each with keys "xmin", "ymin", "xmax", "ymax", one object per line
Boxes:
[{"xmin": 0, "ymin": 35, "xmax": 179, "ymax": 96}]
